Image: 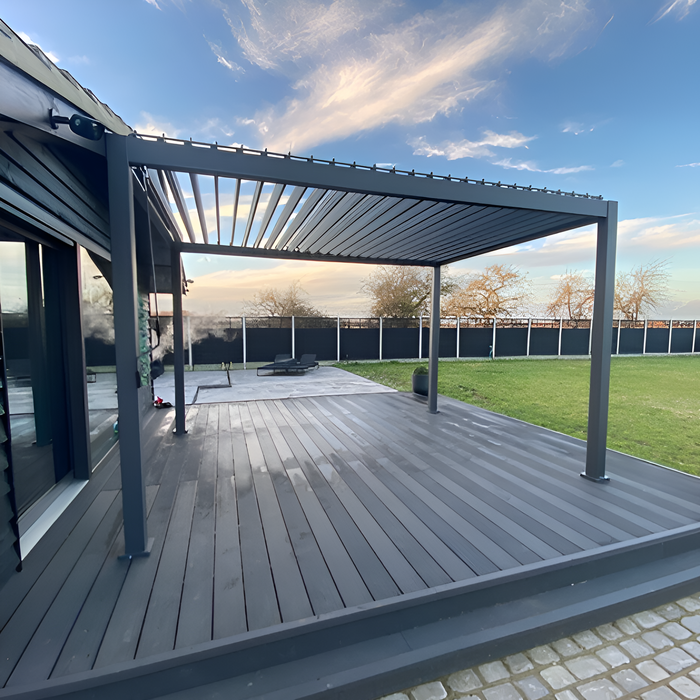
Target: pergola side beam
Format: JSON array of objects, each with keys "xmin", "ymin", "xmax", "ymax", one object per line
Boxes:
[
  {"xmin": 105, "ymin": 133, "xmax": 149, "ymax": 557},
  {"xmin": 171, "ymin": 247, "xmax": 186, "ymax": 435},
  {"xmin": 428, "ymin": 265, "xmax": 441, "ymax": 415},
  {"xmin": 583, "ymin": 200, "xmax": 618, "ymax": 482}
]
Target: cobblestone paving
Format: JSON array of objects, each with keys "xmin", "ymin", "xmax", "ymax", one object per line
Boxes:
[{"xmin": 377, "ymin": 594, "xmax": 700, "ymax": 700}]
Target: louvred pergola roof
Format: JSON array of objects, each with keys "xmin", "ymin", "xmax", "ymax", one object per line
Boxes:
[{"xmin": 127, "ymin": 134, "xmax": 607, "ymax": 267}]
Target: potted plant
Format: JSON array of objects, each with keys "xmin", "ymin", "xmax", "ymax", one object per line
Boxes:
[{"xmin": 412, "ymin": 365, "xmax": 429, "ymax": 396}]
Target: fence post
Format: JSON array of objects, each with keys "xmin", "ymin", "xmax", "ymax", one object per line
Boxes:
[
  {"xmin": 456, "ymin": 316, "xmax": 460, "ymax": 358},
  {"xmin": 242, "ymin": 315, "xmax": 247, "ymax": 369},
  {"xmin": 643, "ymin": 319, "xmax": 648, "ymax": 354},
  {"xmin": 588, "ymin": 313, "xmax": 593, "ymax": 355},
  {"xmin": 492, "ymin": 318, "xmax": 497, "ymax": 358},
  {"xmin": 379, "ymin": 317, "xmax": 383, "ymax": 361},
  {"xmin": 668, "ymin": 320, "xmax": 673, "ymax": 354},
  {"xmin": 292, "ymin": 315, "xmax": 295, "ymax": 358},
  {"xmin": 558, "ymin": 318, "xmax": 563, "ymax": 356},
  {"xmin": 187, "ymin": 315, "xmax": 192, "ymax": 369},
  {"xmin": 693, "ymin": 320, "xmax": 697, "ymax": 354},
  {"xmin": 419, "ymin": 314, "xmax": 423, "ymax": 360},
  {"xmin": 527, "ymin": 318, "xmax": 532, "ymax": 356},
  {"xmin": 337, "ymin": 316, "xmax": 340, "ymax": 362},
  {"xmin": 616, "ymin": 320, "xmax": 621, "ymax": 355}
]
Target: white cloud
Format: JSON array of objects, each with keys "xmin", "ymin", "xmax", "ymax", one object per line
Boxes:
[
  {"xmin": 220, "ymin": 0, "xmax": 595, "ymax": 153},
  {"xmin": 653, "ymin": 0, "xmax": 697, "ymax": 21},
  {"xmin": 205, "ymin": 37, "xmax": 244, "ymax": 74},
  {"xmin": 411, "ymin": 130, "xmax": 535, "ymax": 161},
  {"xmin": 133, "ymin": 112, "xmax": 181, "ymax": 138},
  {"xmin": 18, "ymin": 31, "xmax": 60, "ymax": 63},
  {"xmin": 494, "ymin": 158, "xmax": 593, "ymax": 174},
  {"xmin": 562, "ymin": 121, "xmax": 594, "ymax": 135},
  {"xmin": 678, "ymin": 162, "xmax": 700, "ymax": 168},
  {"xmin": 611, "ymin": 160, "xmax": 624, "ymax": 168},
  {"xmin": 144, "ymin": 0, "xmax": 163, "ymax": 8},
  {"xmin": 66, "ymin": 55, "xmax": 90, "ymax": 65}
]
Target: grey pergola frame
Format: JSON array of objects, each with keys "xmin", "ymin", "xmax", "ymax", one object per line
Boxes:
[{"xmin": 106, "ymin": 132, "xmax": 617, "ymax": 557}]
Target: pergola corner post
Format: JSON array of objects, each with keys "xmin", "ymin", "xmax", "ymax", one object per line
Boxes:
[
  {"xmin": 583, "ymin": 200, "xmax": 618, "ymax": 483},
  {"xmin": 106, "ymin": 133, "xmax": 150, "ymax": 557},
  {"xmin": 428, "ymin": 265, "xmax": 441, "ymax": 414},
  {"xmin": 171, "ymin": 247, "xmax": 187, "ymax": 435}
]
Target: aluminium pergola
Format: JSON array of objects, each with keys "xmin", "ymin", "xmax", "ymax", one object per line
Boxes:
[{"xmin": 105, "ymin": 132, "xmax": 618, "ymax": 557}]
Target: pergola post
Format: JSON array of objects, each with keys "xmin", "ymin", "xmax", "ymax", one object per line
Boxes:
[
  {"xmin": 583, "ymin": 200, "xmax": 618, "ymax": 483},
  {"xmin": 106, "ymin": 133, "xmax": 149, "ymax": 556},
  {"xmin": 428, "ymin": 265, "xmax": 441, "ymax": 414},
  {"xmin": 171, "ymin": 247, "xmax": 186, "ymax": 435}
]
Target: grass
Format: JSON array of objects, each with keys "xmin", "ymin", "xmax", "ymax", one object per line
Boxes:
[{"xmin": 336, "ymin": 355, "xmax": 700, "ymax": 475}]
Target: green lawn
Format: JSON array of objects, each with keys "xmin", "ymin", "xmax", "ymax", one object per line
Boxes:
[{"xmin": 336, "ymin": 356, "xmax": 700, "ymax": 475}]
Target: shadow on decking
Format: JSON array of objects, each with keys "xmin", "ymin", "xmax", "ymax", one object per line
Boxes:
[{"xmin": 2, "ymin": 392, "xmax": 700, "ymax": 700}]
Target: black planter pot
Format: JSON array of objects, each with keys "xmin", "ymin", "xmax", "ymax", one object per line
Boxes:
[{"xmin": 412, "ymin": 374, "xmax": 429, "ymax": 396}]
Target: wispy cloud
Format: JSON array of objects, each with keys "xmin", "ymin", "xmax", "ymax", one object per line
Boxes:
[
  {"xmin": 134, "ymin": 112, "xmax": 181, "ymax": 138},
  {"xmin": 410, "ymin": 131, "xmax": 535, "ymax": 161},
  {"xmin": 678, "ymin": 162, "xmax": 700, "ymax": 168},
  {"xmin": 653, "ymin": 0, "xmax": 697, "ymax": 21},
  {"xmin": 562, "ymin": 121, "xmax": 594, "ymax": 135},
  {"xmin": 219, "ymin": 0, "xmax": 596, "ymax": 153},
  {"xmin": 144, "ymin": 0, "xmax": 163, "ymax": 8},
  {"xmin": 18, "ymin": 31, "xmax": 59, "ymax": 63},
  {"xmin": 611, "ymin": 160, "xmax": 624, "ymax": 168},
  {"xmin": 494, "ymin": 158, "xmax": 593, "ymax": 174},
  {"xmin": 205, "ymin": 37, "xmax": 244, "ymax": 75},
  {"xmin": 65, "ymin": 55, "xmax": 90, "ymax": 65}
]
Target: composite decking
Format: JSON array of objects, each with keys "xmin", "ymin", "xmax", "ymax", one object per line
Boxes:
[{"xmin": 2, "ymin": 390, "xmax": 700, "ymax": 694}]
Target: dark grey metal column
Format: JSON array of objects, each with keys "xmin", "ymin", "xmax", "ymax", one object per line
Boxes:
[
  {"xmin": 171, "ymin": 246, "xmax": 186, "ymax": 435},
  {"xmin": 106, "ymin": 133, "xmax": 149, "ymax": 556},
  {"xmin": 583, "ymin": 200, "xmax": 618, "ymax": 482},
  {"xmin": 428, "ymin": 265, "xmax": 441, "ymax": 414}
]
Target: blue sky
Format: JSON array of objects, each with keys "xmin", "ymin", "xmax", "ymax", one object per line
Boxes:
[{"xmin": 4, "ymin": 0, "xmax": 699, "ymax": 316}]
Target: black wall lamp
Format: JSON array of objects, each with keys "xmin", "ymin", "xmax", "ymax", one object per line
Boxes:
[{"xmin": 49, "ymin": 108, "xmax": 105, "ymax": 141}]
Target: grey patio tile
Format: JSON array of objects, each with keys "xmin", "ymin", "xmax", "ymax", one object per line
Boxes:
[
  {"xmin": 596, "ymin": 645, "xmax": 630, "ymax": 668},
  {"xmin": 576, "ymin": 679, "xmax": 624, "ymax": 700},
  {"xmin": 514, "ymin": 676, "xmax": 549, "ymax": 700},
  {"xmin": 482, "ymin": 683, "xmax": 522, "ymax": 700},
  {"xmin": 596, "ymin": 624, "xmax": 624, "ymax": 642},
  {"xmin": 540, "ymin": 666, "xmax": 577, "ymax": 690},
  {"xmin": 636, "ymin": 660, "xmax": 671, "ymax": 682},
  {"xmin": 410, "ymin": 681, "xmax": 447, "ymax": 700},
  {"xmin": 447, "ymin": 669, "xmax": 483, "ymax": 694},
  {"xmin": 654, "ymin": 648, "xmax": 697, "ymax": 674},
  {"xmin": 479, "ymin": 661, "xmax": 510, "ymax": 683},
  {"xmin": 681, "ymin": 616, "xmax": 700, "ymax": 634},
  {"xmin": 565, "ymin": 656, "xmax": 608, "ymax": 680},
  {"xmin": 641, "ymin": 688, "xmax": 682, "ymax": 700},
  {"xmin": 621, "ymin": 638, "xmax": 655, "ymax": 659},
  {"xmin": 633, "ymin": 611, "xmax": 667, "ymax": 629},
  {"xmin": 616, "ymin": 617, "xmax": 642, "ymax": 636},
  {"xmin": 656, "ymin": 603, "xmax": 685, "ymax": 621},
  {"xmin": 573, "ymin": 631, "xmax": 603, "ymax": 650},
  {"xmin": 555, "ymin": 691, "xmax": 580, "ymax": 700},
  {"xmin": 663, "ymin": 622, "xmax": 693, "ymax": 641},
  {"xmin": 611, "ymin": 668, "xmax": 649, "ymax": 693},
  {"xmin": 553, "ymin": 638, "xmax": 584, "ymax": 658},
  {"xmin": 379, "ymin": 694, "xmax": 410, "ymax": 700},
  {"xmin": 670, "ymin": 677, "xmax": 700, "ymax": 700},
  {"xmin": 678, "ymin": 598, "xmax": 700, "ymax": 613},
  {"xmin": 683, "ymin": 642, "xmax": 700, "ymax": 660},
  {"xmin": 642, "ymin": 630, "xmax": 675, "ymax": 650},
  {"xmin": 505, "ymin": 653, "xmax": 534, "ymax": 675},
  {"xmin": 527, "ymin": 645, "xmax": 560, "ymax": 665}
]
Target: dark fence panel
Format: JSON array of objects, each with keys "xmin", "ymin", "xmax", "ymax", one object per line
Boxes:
[
  {"xmin": 247, "ymin": 328, "xmax": 292, "ymax": 363},
  {"xmin": 85, "ymin": 337, "xmax": 116, "ymax": 366},
  {"xmin": 459, "ymin": 328, "xmax": 492, "ymax": 357},
  {"xmin": 191, "ymin": 334, "xmax": 243, "ymax": 364},
  {"xmin": 495, "ymin": 328, "xmax": 527, "ymax": 357},
  {"xmin": 530, "ymin": 328, "xmax": 559, "ymax": 356},
  {"xmin": 296, "ymin": 329, "xmax": 337, "ymax": 361},
  {"xmin": 383, "ymin": 329, "xmax": 419, "ymax": 359},
  {"xmin": 340, "ymin": 329, "xmax": 379, "ymax": 361},
  {"xmin": 421, "ymin": 326, "xmax": 430, "ymax": 358},
  {"xmin": 671, "ymin": 328, "xmax": 694, "ymax": 354},
  {"xmin": 645, "ymin": 328, "xmax": 670, "ymax": 354},
  {"xmin": 439, "ymin": 328, "xmax": 457, "ymax": 358},
  {"xmin": 617, "ymin": 328, "xmax": 643, "ymax": 354},
  {"xmin": 2, "ymin": 327, "xmax": 28, "ymax": 360},
  {"xmin": 561, "ymin": 328, "xmax": 589, "ymax": 355}
]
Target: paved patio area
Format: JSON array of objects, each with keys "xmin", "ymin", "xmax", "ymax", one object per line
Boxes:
[{"xmin": 381, "ymin": 592, "xmax": 700, "ymax": 700}]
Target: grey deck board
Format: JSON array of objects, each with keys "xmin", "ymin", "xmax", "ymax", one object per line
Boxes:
[
  {"xmin": 5, "ymin": 391, "xmax": 700, "ymax": 691},
  {"xmin": 230, "ymin": 404, "xmax": 282, "ymax": 631},
  {"xmin": 212, "ymin": 404, "xmax": 246, "ymax": 639}
]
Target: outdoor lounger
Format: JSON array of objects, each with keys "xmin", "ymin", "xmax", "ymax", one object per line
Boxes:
[{"xmin": 257, "ymin": 353, "xmax": 319, "ymax": 376}]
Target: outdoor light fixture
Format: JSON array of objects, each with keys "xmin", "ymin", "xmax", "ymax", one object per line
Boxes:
[{"xmin": 49, "ymin": 108, "xmax": 105, "ymax": 141}]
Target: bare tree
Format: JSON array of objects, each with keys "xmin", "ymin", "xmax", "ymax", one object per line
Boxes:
[
  {"xmin": 443, "ymin": 264, "xmax": 531, "ymax": 319},
  {"xmin": 361, "ymin": 265, "xmax": 457, "ymax": 317},
  {"xmin": 614, "ymin": 260, "xmax": 670, "ymax": 321},
  {"xmin": 545, "ymin": 270, "xmax": 595, "ymax": 319},
  {"xmin": 243, "ymin": 280, "xmax": 323, "ymax": 317}
]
